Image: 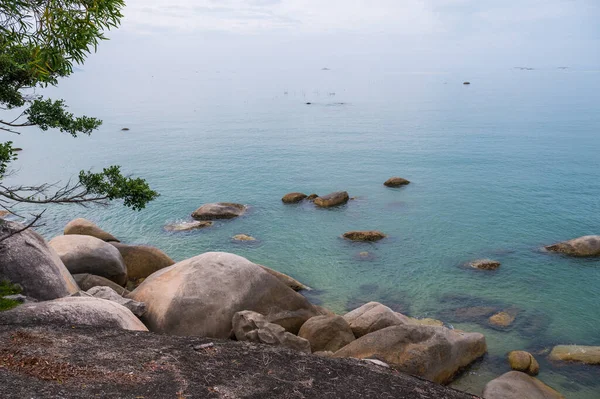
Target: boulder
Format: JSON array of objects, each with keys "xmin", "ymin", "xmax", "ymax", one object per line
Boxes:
[
  {"xmin": 63, "ymin": 218, "xmax": 119, "ymax": 242},
  {"xmin": 545, "ymin": 235, "xmax": 600, "ymax": 257},
  {"xmin": 191, "ymin": 203, "xmax": 246, "ymax": 220},
  {"xmin": 343, "ymin": 302, "xmax": 411, "ymax": 338},
  {"xmin": 73, "ymin": 274, "xmax": 130, "ymax": 296},
  {"xmin": 258, "ymin": 265, "xmax": 310, "ymax": 291},
  {"xmin": 482, "ymin": 371, "xmax": 564, "ymax": 399},
  {"xmin": 508, "ymin": 351, "xmax": 539, "ymax": 376},
  {"xmin": 109, "ymin": 242, "xmax": 174, "ymax": 282},
  {"xmin": 489, "ymin": 309, "xmax": 518, "ymax": 328},
  {"xmin": 86, "ymin": 286, "xmax": 146, "ymax": 317},
  {"xmin": 314, "ymin": 191, "xmax": 349, "ymax": 208},
  {"xmin": 468, "ymin": 259, "xmax": 501, "ymax": 271},
  {"xmin": 0, "ymin": 296, "xmax": 147, "ymax": 331},
  {"xmin": 0, "ymin": 221, "xmax": 79, "ymax": 300},
  {"xmin": 164, "ymin": 220, "xmax": 213, "ymax": 232},
  {"xmin": 232, "ymin": 234, "xmax": 256, "ymax": 241},
  {"xmin": 129, "ymin": 252, "xmax": 318, "ymax": 338},
  {"xmin": 298, "ymin": 315, "xmax": 355, "ymax": 353},
  {"xmin": 334, "ymin": 324, "xmax": 487, "ymax": 384},
  {"xmin": 343, "ymin": 231, "xmax": 387, "ymax": 242},
  {"xmin": 383, "ymin": 177, "xmax": 410, "ymax": 187},
  {"xmin": 232, "ymin": 310, "xmax": 311, "ymax": 353},
  {"xmin": 282, "ymin": 193, "xmax": 307, "ymax": 204},
  {"xmin": 548, "ymin": 345, "xmax": 600, "ymax": 365},
  {"xmin": 306, "ymin": 194, "xmax": 318, "ymax": 201},
  {"xmin": 49, "ymin": 235, "xmax": 127, "ymax": 286}
]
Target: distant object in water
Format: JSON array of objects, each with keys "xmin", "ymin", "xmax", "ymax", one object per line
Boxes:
[
  {"xmin": 514, "ymin": 67, "xmax": 535, "ymax": 71},
  {"xmin": 121, "ymin": 128, "xmax": 130, "ymax": 131},
  {"xmin": 306, "ymin": 102, "xmax": 312, "ymax": 105},
  {"xmin": 557, "ymin": 67, "xmax": 569, "ymax": 70},
  {"xmin": 463, "ymin": 82, "xmax": 471, "ymax": 85},
  {"xmin": 328, "ymin": 92, "xmax": 336, "ymax": 96},
  {"xmin": 284, "ymin": 91, "xmax": 288, "ymax": 95},
  {"xmin": 322, "ymin": 67, "xmax": 330, "ymax": 71}
]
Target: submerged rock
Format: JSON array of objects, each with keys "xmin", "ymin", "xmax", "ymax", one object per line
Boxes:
[
  {"xmin": 0, "ymin": 221, "xmax": 79, "ymax": 300},
  {"xmin": 468, "ymin": 259, "xmax": 501, "ymax": 271},
  {"xmin": 232, "ymin": 310, "xmax": 311, "ymax": 353},
  {"xmin": 489, "ymin": 309, "xmax": 518, "ymax": 329},
  {"xmin": 0, "ymin": 296, "xmax": 147, "ymax": 331},
  {"xmin": 343, "ymin": 231, "xmax": 386, "ymax": 242},
  {"xmin": 508, "ymin": 351, "xmax": 540, "ymax": 376},
  {"xmin": 49, "ymin": 235, "xmax": 127, "ymax": 286},
  {"xmin": 164, "ymin": 220, "xmax": 213, "ymax": 232},
  {"xmin": 298, "ymin": 315, "xmax": 355, "ymax": 353},
  {"xmin": 314, "ymin": 191, "xmax": 349, "ymax": 208},
  {"xmin": 383, "ymin": 177, "xmax": 410, "ymax": 187},
  {"xmin": 129, "ymin": 252, "xmax": 318, "ymax": 338},
  {"xmin": 549, "ymin": 345, "xmax": 600, "ymax": 365},
  {"xmin": 110, "ymin": 242, "xmax": 175, "ymax": 283},
  {"xmin": 191, "ymin": 202, "xmax": 246, "ymax": 220},
  {"xmin": 334, "ymin": 324, "xmax": 487, "ymax": 384},
  {"xmin": 282, "ymin": 192, "xmax": 308, "ymax": 204},
  {"xmin": 545, "ymin": 235, "xmax": 600, "ymax": 257},
  {"xmin": 482, "ymin": 371, "xmax": 564, "ymax": 399},
  {"xmin": 63, "ymin": 218, "xmax": 119, "ymax": 242},
  {"xmin": 232, "ymin": 234, "xmax": 256, "ymax": 241}
]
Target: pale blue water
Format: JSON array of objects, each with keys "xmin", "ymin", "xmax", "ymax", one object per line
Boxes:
[{"xmin": 6, "ymin": 66, "xmax": 600, "ymax": 397}]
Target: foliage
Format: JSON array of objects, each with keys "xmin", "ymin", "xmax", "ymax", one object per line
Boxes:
[
  {"xmin": 0, "ymin": 279, "xmax": 21, "ymax": 311},
  {"xmin": 0, "ymin": 0, "xmax": 158, "ymax": 221}
]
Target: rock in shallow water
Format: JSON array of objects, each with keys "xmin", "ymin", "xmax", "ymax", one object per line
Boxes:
[
  {"xmin": 508, "ymin": 351, "xmax": 540, "ymax": 376},
  {"xmin": 63, "ymin": 218, "xmax": 119, "ymax": 242},
  {"xmin": 232, "ymin": 234, "xmax": 256, "ymax": 241},
  {"xmin": 549, "ymin": 345, "xmax": 600, "ymax": 365},
  {"xmin": 314, "ymin": 191, "xmax": 349, "ymax": 208},
  {"xmin": 191, "ymin": 203, "xmax": 246, "ymax": 220},
  {"xmin": 282, "ymin": 192, "xmax": 307, "ymax": 203},
  {"xmin": 482, "ymin": 371, "xmax": 564, "ymax": 399},
  {"xmin": 545, "ymin": 235, "xmax": 600, "ymax": 257},
  {"xmin": 343, "ymin": 231, "xmax": 387, "ymax": 242},
  {"xmin": 164, "ymin": 220, "xmax": 213, "ymax": 232},
  {"xmin": 383, "ymin": 177, "xmax": 410, "ymax": 187},
  {"xmin": 468, "ymin": 259, "xmax": 501, "ymax": 270}
]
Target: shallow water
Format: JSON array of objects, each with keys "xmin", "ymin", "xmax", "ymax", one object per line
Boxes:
[{"xmin": 6, "ymin": 66, "xmax": 600, "ymax": 398}]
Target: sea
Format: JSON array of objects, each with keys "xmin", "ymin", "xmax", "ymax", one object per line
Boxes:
[{"xmin": 5, "ymin": 63, "xmax": 600, "ymax": 398}]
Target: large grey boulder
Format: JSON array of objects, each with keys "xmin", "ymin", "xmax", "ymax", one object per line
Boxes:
[
  {"xmin": 545, "ymin": 235, "xmax": 600, "ymax": 257},
  {"xmin": 63, "ymin": 218, "xmax": 119, "ymax": 242},
  {"xmin": 343, "ymin": 302, "xmax": 411, "ymax": 338},
  {"xmin": 0, "ymin": 296, "xmax": 147, "ymax": 331},
  {"xmin": 334, "ymin": 324, "xmax": 487, "ymax": 384},
  {"xmin": 313, "ymin": 191, "xmax": 349, "ymax": 208},
  {"xmin": 0, "ymin": 221, "xmax": 79, "ymax": 300},
  {"xmin": 129, "ymin": 252, "xmax": 318, "ymax": 338},
  {"xmin": 191, "ymin": 203, "xmax": 246, "ymax": 220},
  {"xmin": 86, "ymin": 286, "xmax": 146, "ymax": 317},
  {"xmin": 73, "ymin": 274, "xmax": 130, "ymax": 296},
  {"xmin": 232, "ymin": 310, "xmax": 311, "ymax": 353},
  {"xmin": 298, "ymin": 315, "xmax": 355, "ymax": 353},
  {"xmin": 482, "ymin": 371, "xmax": 564, "ymax": 399},
  {"xmin": 49, "ymin": 235, "xmax": 127, "ymax": 286},
  {"xmin": 109, "ymin": 242, "xmax": 174, "ymax": 284}
]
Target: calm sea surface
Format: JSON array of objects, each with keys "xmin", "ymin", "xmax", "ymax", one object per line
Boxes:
[{"xmin": 6, "ymin": 66, "xmax": 600, "ymax": 397}]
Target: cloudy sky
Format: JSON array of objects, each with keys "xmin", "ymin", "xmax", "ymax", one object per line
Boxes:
[{"xmin": 95, "ymin": 0, "xmax": 599, "ymax": 71}]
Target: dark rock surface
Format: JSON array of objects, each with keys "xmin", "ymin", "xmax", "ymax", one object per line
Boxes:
[{"xmin": 0, "ymin": 325, "xmax": 480, "ymax": 399}]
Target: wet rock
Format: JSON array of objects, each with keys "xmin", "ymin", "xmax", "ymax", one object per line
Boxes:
[
  {"xmin": 129, "ymin": 252, "xmax": 318, "ymax": 338},
  {"xmin": 232, "ymin": 234, "xmax": 256, "ymax": 241},
  {"xmin": 482, "ymin": 371, "xmax": 564, "ymax": 399},
  {"xmin": 489, "ymin": 309, "xmax": 518, "ymax": 329},
  {"xmin": 191, "ymin": 203, "xmax": 246, "ymax": 220},
  {"xmin": 282, "ymin": 192, "xmax": 307, "ymax": 204},
  {"xmin": 343, "ymin": 231, "xmax": 387, "ymax": 242},
  {"xmin": 343, "ymin": 302, "xmax": 410, "ymax": 338},
  {"xmin": 86, "ymin": 286, "xmax": 146, "ymax": 317},
  {"xmin": 549, "ymin": 345, "xmax": 600, "ymax": 365},
  {"xmin": 545, "ymin": 235, "xmax": 600, "ymax": 257},
  {"xmin": 383, "ymin": 177, "xmax": 410, "ymax": 187},
  {"xmin": 0, "ymin": 296, "xmax": 147, "ymax": 331},
  {"xmin": 164, "ymin": 220, "xmax": 213, "ymax": 232},
  {"xmin": 508, "ymin": 351, "xmax": 540, "ymax": 376},
  {"xmin": 0, "ymin": 221, "xmax": 79, "ymax": 300},
  {"xmin": 334, "ymin": 324, "xmax": 487, "ymax": 384},
  {"xmin": 298, "ymin": 315, "xmax": 355, "ymax": 353},
  {"xmin": 314, "ymin": 191, "xmax": 349, "ymax": 208},
  {"xmin": 232, "ymin": 310, "xmax": 311, "ymax": 353},
  {"xmin": 49, "ymin": 235, "xmax": 127, "ymax": 286},
  {"xmin": 109, "ymin": 242, "xmax": 175, "ymax": 283},
  {"xmin": 306, "ymin": 194, "xmax": 318, "ymax": 201},
  {"xmin": 447, "ymin": 306, "xmax": 498, "ymax": 322},
  {"xmin": 468, "ymin": 259, "xmax": 501, "ymax": 271},
  {"xmin": 73, "ymin": 274, "xmax": 130, "ymax": 296},
  {"xmin": 63, "ymin": 218, "xmax": 119, "ymax": 242}
]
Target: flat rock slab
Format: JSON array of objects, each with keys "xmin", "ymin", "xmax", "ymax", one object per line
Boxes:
[
  {"xmin": 314, "ymin": 192, "xmax": 349, "ymax": 208},
  {"xmin": 0, "ymin": 325, "xmax": 479, "ymax": 399},
  {"xmin": 164, "ymin": 220, "xmax": 213, "ymax": 232},
  {"xmin": 343, "ymin": 231, "xmax": 387, "ymax": 242}
]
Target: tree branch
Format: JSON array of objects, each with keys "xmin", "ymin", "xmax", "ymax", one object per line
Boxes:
[{"xmin": 0, "ymin": 210, "xmax": 45, "ymax": 243}]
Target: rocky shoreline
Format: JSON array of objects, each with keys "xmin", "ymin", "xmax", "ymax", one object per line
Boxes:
[{"xmin": 1, "ymin": 210, "xmax": 597, "ymax": 398}]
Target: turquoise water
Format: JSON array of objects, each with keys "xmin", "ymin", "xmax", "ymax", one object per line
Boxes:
[{"xmin": 6, "ymin": 66, "xmax": 600, "ymax": 397}]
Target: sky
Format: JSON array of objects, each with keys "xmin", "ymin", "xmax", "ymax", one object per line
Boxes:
[{"xmin": 92, "ymin": 0, "xmax": 600, "ymax": 72}]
